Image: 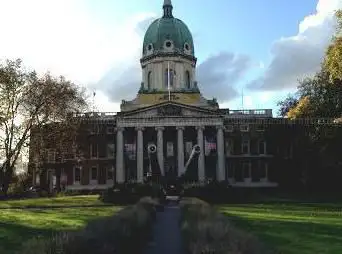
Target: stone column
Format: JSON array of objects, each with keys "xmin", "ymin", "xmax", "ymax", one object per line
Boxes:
[
  {"xmin": 156, "ymin": 127, "xmax": 165, "ymax": 176},
  {"xmin": 216, "ymin": 126, "xmax": 226, "ymax": 181},
  {"xmin": 116, "ymin": 127, "xmax": 125, "ymax": 183},
  {"xmin": 136, "ymin": 127, "xmax": 144, "ymax": 183},
  {"xmin": 196, "ymin": 126, "xmax": 205, "ymax": 181},
  {"xmin": 177, "ymin": 126, "xmax": 185, "ymax": 176}
]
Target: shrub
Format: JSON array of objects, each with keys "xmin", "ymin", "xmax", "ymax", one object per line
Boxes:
[
  {"xmin": 183, "ymin": 181, "xmax": 234, "ymax": 204},
  {"xmin": 18, "ymin": 197, "xmax": 158, "ymax": 254},
  {"xmin": 99, "ymin": 183, "xmax": 158, "ymax": 205},
  {"xmin": 180, "ymin": 198, "xmax": 269, "ymax": 254},
  {"xmin": 6, "ymin": 172, "xmax": 31, "ymax": 198}
]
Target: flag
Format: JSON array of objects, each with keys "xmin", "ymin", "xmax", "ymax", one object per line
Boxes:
[
  {"xmin": 205, "ymin": 137, "xmax": 216, "ymax": 156},
  {"xmin": 167, "ymin": 62, "xmax": 171, "ymax": 100}
]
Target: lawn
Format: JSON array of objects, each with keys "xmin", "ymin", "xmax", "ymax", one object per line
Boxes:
[
  {"xmin": 219, "ymin": 202, "xmax": 342, "ymax": 254},
  {"xmin": 0, "ymin": 196, "xmax": 122, "ymax": 253},
  {"xmin": 0, "ymin": 195, "xmax": 104, "ymax": 208}
]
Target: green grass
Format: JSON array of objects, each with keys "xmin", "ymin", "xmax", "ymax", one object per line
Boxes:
[
  {"xmin": 0, "ymin": 196, "xmax": 122, "ymax": 253},
  {"xmin": 0, "ymin": 195, "xmax": 103, "ymax": 208},
  {"xmin": 219, "ymin": 202, "xmax": 342, "ymax": 254}
]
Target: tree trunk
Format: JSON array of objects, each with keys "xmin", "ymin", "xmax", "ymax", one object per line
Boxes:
[
  {"xmin": 55, "ymin": 168, "xmax": 61, "ymax": 192},
  {"xmin": 2, "ymin": 162, "xmax": 14, "ymax": 196}
]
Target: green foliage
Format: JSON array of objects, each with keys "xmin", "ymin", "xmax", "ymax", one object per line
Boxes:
[
  {"xmin": 276, "ymin": 94, "xmax": 299, "ymax": 117},
  {"xmin": 278, "ymin": 70, "xmax": 342, "ymax": 119},
  {"xmin": 18, "ymin": 197, "xmax": 157, "ymax": 254},
  {"xmin": 324, "ymin": 10, "xmax": 342, "ymax": 81},
  {"xmin": 180, "ymin": 198, "xmax": 267, "ymax": 254},
  {"xmin": 0, "ymin": 58, "xmax": 88, "ymax": 194}
]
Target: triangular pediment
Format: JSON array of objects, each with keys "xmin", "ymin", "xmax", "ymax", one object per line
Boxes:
[{"xmin": 119, "ymin": 101, "xmax": 221, "ymax": 118}]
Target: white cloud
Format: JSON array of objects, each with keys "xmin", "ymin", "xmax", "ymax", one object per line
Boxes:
[
  {"xmin": 247, "ymin": 0, "xmax": 342, "ymax": 91},
  {"xmin": 0, "ymin": 0, "xmax": 156, "ymax": 111}
]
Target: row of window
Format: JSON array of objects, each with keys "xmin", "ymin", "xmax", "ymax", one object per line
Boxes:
[
  {"xmin": 145, "ymin": 41, "xmax": 191, "ymax": 54},
  {"xmin": 225, "ymin": 140, "xmax": 267, "ymax": 155},
  {"xmin": 46, "ymin": 143, "xmax": 115, "ymax": 163},
  {"xmin": 226, "ymin": 124, "xmax": 264, "ymax": 132},
  {"xmin": 146, "ymin": 70, "xmax": 191, "ymax": 90},
  {"xmin": 226, "ymin": 161, "xmax": 268, "ymax": 182},
  {"xmin": 46, "ymin": 139, "xmax": 266, "ymax": 163},
  {"xmin": 73, "ymin": 166, "xmax": 114, "ymax": 185}
]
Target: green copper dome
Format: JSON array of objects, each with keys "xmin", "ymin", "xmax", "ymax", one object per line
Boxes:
[{"xmin": 142, "ymin": 1, "xmax": 195, "ymax": 57}]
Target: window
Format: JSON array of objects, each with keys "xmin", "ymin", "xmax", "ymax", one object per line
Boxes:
[
  {"xmin": 147, "ymin": 43, "xmax": 153, "ymax": 51},
  {"xmin": 165, "ymin": 40, "xmax": 172, "ymax": 48},
  {"xmin": 147, "ymin": 71, "xmax": 152, "ymax": 90},
  {"xmin": 47, "ymin": 149, "xmax": 56, "ymax": 163},
  {"xmin": 225, "ymin": 139, "xmax": 234, "ymax": 156},
  {"xmin": 256, "ymin": 124, "xmax": 265, "ymax": 132},
  {"xmin": 74, "ymin": 167, "xmax": 81, "ymax": 184},
  {"xmin": 242, "ymin": 162, "xmax": 251, "ymax": 180},
  {"xmin": 107, "ymin": 166, "xmax": 114, "ymax": 180},
  {"xmin": 185, "ymin": 71, "xmax": 191, "ymax": 89},
  {"xmin": 107, "ymin": 143, "xmax": 115, "ymax": 158},
  {"xmin": 258, "ymin": 161, "xmax": 268, "ymax": 181},
  {"xmin": 184, "ymin": 43, "xmax": 190, "ymax": 51},
  {"xmin": 240, "ymin": 125, "xmax": 249, "ymax": 132},
  {"xmin": 226, "ymin": 125, "xmax": 234, "ymax": 132},
  {"xmin": 241, "ymin": 140, "xmax": 250, "ymax": 154},
  {"xmin": 258, "ymin": 140, "xmax": 266, "ymax": 155},
  {"xmin": 90, "ymin": 143, "xmax": 98, "ymax": 158},
  {"xmin": 106, "ymin": 125, "xmax": 114, "ymax": 134},
  {"xmin": 90, "ymin": 124, "xmax": 99, "ymax": 134},
  {"xmin": 90, "ymin": 166, "xmax": 98, "ymax": 184},
  {"xmin": 165, "ymin": 69, "xmax": 175, "ymax": 88},
  {"xmin": 226, "ymin": 161, "xmax": 235, "ymax": 179}
]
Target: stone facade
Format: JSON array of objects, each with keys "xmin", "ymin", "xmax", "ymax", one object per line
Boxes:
[{"xmin": 29, "ymin": 102, "xmax": 288, "ymax": 191}]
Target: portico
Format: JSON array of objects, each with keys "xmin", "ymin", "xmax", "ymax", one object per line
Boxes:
[{"xmin": 115, "ymin": 102, "xmax": 227, "ymax": 183}]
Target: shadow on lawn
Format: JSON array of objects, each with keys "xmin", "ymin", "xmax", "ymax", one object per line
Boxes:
[
  {"xmin": 0, "ymin": 222, "xmax": 64, "ymax": 254},
  {"xmin": 225, "ymin": 214, "xmax": 342, "ymax": 254}
]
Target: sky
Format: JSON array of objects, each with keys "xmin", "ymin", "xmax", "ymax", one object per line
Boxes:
[{"xmin": 0, "ymin": 0, "xmax": 341, "ymax": 116}]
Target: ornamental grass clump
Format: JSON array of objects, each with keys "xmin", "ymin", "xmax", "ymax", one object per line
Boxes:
[
  {"xmin": 180, "ymin": 198, "xmax": 269, "ymax": 254},
  {"xmin": 18, "ymin": 197, "xmax": 157, "ymax": 254}
]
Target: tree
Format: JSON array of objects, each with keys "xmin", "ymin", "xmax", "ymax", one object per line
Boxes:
[
  {"xmin": 0, "ymin": 59, "xmax": 88, "ymax": 195},
  {"xmin": 276, "ymin": 94, "xmax": 298, "ymax": 117},
  {"xmin": 286, "ymin": 96, "xmax": 311, "ymax": 119},
  {"xmin": 324, "ymin": 10, "xmax": 342, "ymax": 81},
  {"xmin": 278, "ymin": 70, "xmax": 342, "ymax": 119}
]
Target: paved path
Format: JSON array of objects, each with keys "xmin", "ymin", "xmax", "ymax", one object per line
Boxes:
[{"xmin": 145, "ymin": 201, "xmax": 185, "ymax": 254}]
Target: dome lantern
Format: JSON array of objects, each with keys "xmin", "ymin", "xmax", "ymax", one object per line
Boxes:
[{"xmin": 163, "ymin": 0, "xmax": 173, "ymax": 18}]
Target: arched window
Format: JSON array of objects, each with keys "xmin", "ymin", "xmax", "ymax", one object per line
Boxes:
[
  {"xmin": 185, "ymin": 71, "xmax": 191, "ymax": 89},
  {"xmin": 165, "ymin": 69, "xmax": 175, "ymax": 88},
  {"xmin": 147, "ymin": 71, "xmax": 152, "ymax": 90}
]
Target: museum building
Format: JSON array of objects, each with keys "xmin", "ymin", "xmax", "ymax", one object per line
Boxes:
[{"xmin": 30, "ymin": 0, "xmax": 291, "ymax": 191}]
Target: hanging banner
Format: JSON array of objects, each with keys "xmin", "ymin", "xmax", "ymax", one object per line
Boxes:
[
  {"xmin": 166, "ymin": 142, "xmax": 174, "ymax": 157},
  {"xmin": 125, "ymin": 143, "xmax": 136, "ymax": 160},
  {"xmin": 205, "ymin": 137, "xmax": 217, "ymax": 156}
]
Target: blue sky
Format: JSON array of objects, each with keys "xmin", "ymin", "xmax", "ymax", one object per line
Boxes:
[{"xmin": 0, "ymin": 0, "xmax": 340, "ymax": 115}]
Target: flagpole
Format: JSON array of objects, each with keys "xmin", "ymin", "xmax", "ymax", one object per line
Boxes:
[{"xmin": 168, "ymin": 61, "xmax": 171, "ymax": 101}]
